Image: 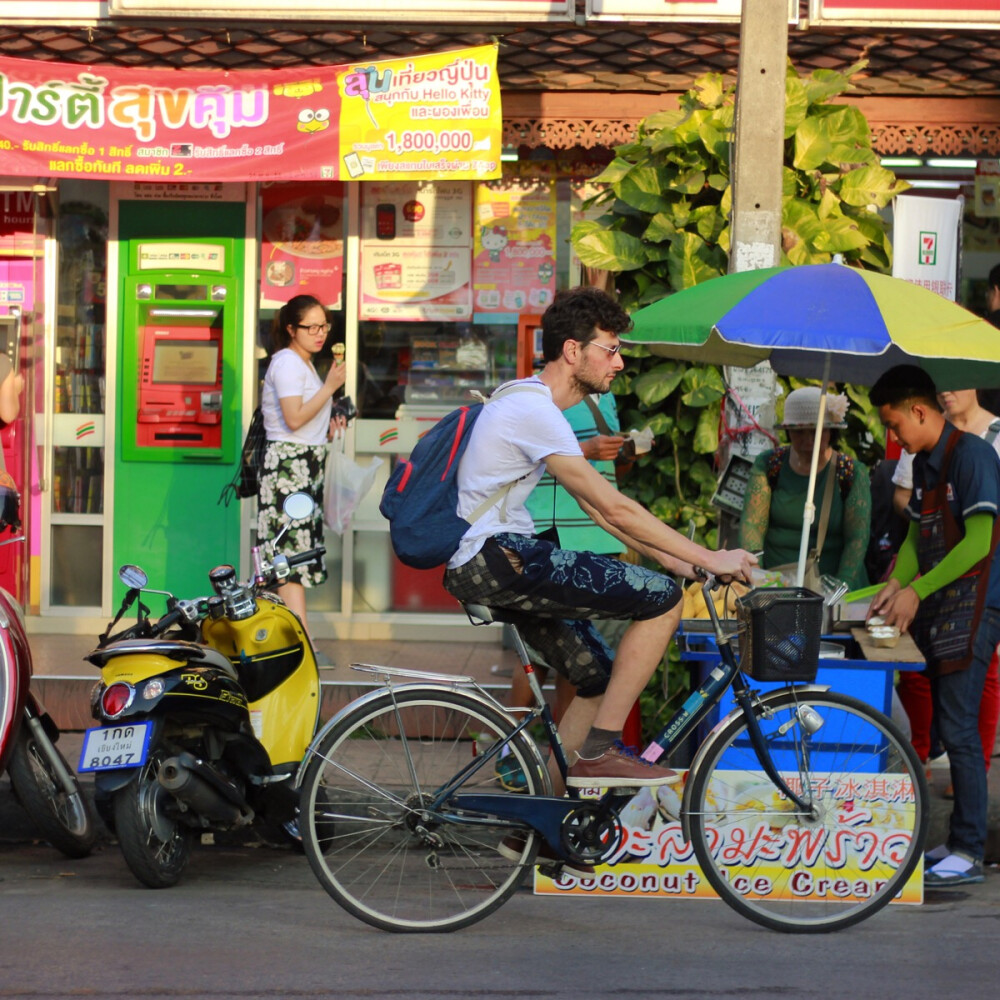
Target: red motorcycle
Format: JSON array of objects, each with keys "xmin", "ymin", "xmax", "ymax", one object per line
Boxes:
[{"xmin": 0, "ymin": 586, "xmax": 96, "ymax": 857}]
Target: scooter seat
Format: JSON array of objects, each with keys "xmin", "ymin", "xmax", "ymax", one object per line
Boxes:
[{"xmin": 87, "ymin": 639, "xmax": 239, "ymax": 681}]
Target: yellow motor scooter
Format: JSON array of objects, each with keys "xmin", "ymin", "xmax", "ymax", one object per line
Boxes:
[{"xmin": 83, "ymin": 493, "xmax": 325, "ymax": 888}]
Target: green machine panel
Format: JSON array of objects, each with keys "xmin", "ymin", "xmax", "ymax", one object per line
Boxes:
[{"xmin": 115, "ymin": 201, "xmax": 247, "ymax": 603}]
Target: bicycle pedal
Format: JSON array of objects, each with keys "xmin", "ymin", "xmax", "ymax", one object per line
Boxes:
[{"xmin": 536, "ymin": 862, "xmax": 563, "ymax": 879}]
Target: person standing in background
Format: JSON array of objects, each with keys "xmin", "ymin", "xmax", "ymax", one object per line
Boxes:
[
  {"xmin": 870, "ymin": 366, "xmax": 1000, "ymax": 888},
  {"xmin": 258, "ymin": 295, "xmax": 347, "ymax": 636},
  {"xmin": 738, "ymin": 386, "xmax": 871, "ymax": 591},
  {"xmin": 890, "ymin": 388, "xmax": 1000, "ymax": 784}
]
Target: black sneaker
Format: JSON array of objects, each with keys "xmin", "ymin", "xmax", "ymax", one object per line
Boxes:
[{"xmin": 497, "ymin": 832, "xmax": 595, "ymax": 880}]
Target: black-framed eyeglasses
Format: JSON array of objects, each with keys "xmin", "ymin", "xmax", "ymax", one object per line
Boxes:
[
  {"xmin": 583, "ymin": 339, "xmax": 622, "ymax": 356},
  {"xmin": 297, "ymin": 323, "xmax": 331, "ymax": 335}
]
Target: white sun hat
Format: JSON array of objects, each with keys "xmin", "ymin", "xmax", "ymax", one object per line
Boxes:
[{"xmin": 779, "ymin": 386, "xmax": 849, "ymax": 429}]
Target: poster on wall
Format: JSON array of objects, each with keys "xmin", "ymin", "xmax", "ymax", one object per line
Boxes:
[
  {"xmin": 974, "ymin": 160, "xmax": 1000, "ymax": 219},
  {"xmin": 0, "ymin": 45, "xmax": 501, "ymax": 182},
  {"xmin": 472, "ymin": 180, "xmax": 557, "ymax": 323},
  {"xmin": 359, "ymin": 181, "xmax": 472, "ymax": 321},
  {"xmin": 260, "ymin": 181, "xmax": 345, "ymax": 310}
]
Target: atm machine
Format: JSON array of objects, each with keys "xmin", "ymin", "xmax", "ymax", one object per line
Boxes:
[{"xmin": 115, "ymin": 233, "xmax": 244, "ymax": 601}]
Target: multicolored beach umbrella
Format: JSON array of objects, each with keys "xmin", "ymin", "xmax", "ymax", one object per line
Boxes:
[{"xmin": 626, "ymin": 263, "xmax": 1000, "ymax": 389}]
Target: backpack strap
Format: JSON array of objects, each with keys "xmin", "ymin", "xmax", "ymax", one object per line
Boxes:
[
  {"xmin": 985, "ymin": 418, "xmax": 1000, "ymax": 446},
  {"xmin": 465, "ymin": 380, "xmax": 551, "ymax": 525},
  {"xmin": 765, "ymin": 447, "xmax": 789, "ymax": 490},
  {"xmin": 835, "ymin": 452, "xmax": 855, "ymax": 501},
  {"xmin": 582, "ymin": 393, "xmax": 614, "ymax": 436}
]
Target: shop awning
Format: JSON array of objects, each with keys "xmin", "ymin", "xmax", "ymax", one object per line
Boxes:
[{"xmin": 0, "ymin": 45, "xmax": 501, "ymax": 183}]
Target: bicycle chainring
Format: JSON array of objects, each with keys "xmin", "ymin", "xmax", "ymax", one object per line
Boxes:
[{"xmin": 559, "ymin": 801, "xmax": 625, "ymax": 865}]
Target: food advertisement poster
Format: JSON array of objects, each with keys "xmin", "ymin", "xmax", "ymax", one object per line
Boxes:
[
  {"xmin": 260, "ymin": 181, "xmax": 345, "ymax": 310},
  {"xmin": 359, "ymin": 181, "xmax": 473, "ymax": 321},
  {"xmin": 0, "ymin": 45, "xmax": 500, "ymax": 182},
  {"xmin": 535, "ymin": 771, "xmax": 923, "ymax": 906},
  {"xmin": 473, "ymin": 180, "xmax": 557, "ymax": 322}
]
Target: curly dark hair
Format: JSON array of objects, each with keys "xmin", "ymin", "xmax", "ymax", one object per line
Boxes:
[
  {"xmin": 272, "ymin": 294, "xmax": 325, "ymax": 353},
  {"xmin": 540, "ymin": 287, "xmax": 631, "ymax": 362}
]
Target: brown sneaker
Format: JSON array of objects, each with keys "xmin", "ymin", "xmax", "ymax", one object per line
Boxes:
[
  {"xmin": 497, "ymin": 832, "xmax": 595, "ymax": 880},
  {"xmin": 567, "ymin": 741, "xmax": 680, "ymax": 788}
]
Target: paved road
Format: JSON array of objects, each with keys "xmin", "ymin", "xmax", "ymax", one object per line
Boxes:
[{"xmin": 1, "ymin": 803, "xmax": 998, "ymax": 1000}]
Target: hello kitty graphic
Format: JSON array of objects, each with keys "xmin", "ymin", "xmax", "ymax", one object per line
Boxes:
[{"xmin": 480, "ymin": 225, "xmax": 509, "ymax": 263}]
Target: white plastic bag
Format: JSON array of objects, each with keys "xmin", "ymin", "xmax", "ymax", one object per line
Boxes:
[{"xmin": 323, "ymin": 436, "xmax": 383, "ymax": 535}]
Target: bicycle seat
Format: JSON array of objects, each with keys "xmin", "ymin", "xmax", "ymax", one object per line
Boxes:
[{"xmin": 461, "ymin": 603, "xmax": 534, "ymax": 627}]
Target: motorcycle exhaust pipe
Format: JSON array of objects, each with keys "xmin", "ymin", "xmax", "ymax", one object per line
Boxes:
[{"xmin": 158, "ymin": 756, "xmax": 249, "ymax": 826}]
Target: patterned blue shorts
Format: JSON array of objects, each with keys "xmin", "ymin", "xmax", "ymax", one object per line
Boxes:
[{"xmin": 444, "ymin": 533, "xmax": 681, "ymax": 697}]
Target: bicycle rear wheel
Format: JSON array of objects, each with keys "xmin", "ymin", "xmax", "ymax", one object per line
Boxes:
[
  {"xmin": 686, "ymin": 690, "xmax": 928, "ymax": 933},
  {"xmin": 299, "ymin": 687, "xmax": 549, "ymax": 932}
]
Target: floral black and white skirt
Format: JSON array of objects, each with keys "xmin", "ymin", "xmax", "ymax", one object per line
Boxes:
[{"xmin": 257, "ymin": 440, "xmax": 328, "ymax": 587}]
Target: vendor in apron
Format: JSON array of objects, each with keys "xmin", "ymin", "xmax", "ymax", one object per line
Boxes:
[{"xmin": 870, "ymin": 364, "xmax": 1000, "ymax": 890}]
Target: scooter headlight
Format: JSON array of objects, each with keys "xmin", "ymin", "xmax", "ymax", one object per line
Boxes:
[{"xmin": 101, "ymin": 682, "xmax": 135, "ymax": 719}]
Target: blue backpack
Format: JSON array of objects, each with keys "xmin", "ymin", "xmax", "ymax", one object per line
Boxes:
[{"xmin": 380, "ymin": 383, "xmax": 544, "ymax": 569}]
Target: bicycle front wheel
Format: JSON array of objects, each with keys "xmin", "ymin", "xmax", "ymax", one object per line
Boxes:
[
  {"xmin": 299, "ymin": 687, "xmax": 550, "ymax": 932},
  {"xmin": 687, "ymin": 690, "xmax": 928, "ymax": 933}
]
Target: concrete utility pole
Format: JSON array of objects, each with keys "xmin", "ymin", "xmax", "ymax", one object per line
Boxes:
[
  {"xmin": 729, "ymin": 0, "xmax": 789, "ymax": 273},
  {"xmin": 719, "ymin": 0, "xmax": 789, "ymax": 544}
]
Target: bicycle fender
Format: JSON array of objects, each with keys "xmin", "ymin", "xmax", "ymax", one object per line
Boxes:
[
  {"xmin": 679, "ymin": 683, "xmax": 831, "ymax": 842},
  {"xmin": 294, "ymin": 681, "xmax": 520, "ymax": 789}
]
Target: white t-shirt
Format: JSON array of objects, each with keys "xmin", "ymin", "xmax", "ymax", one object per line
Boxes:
[
  {"xmin": 261, "ymin": 348, "xmax": 331, "ymax": 446},
  {"xmin": 892, "ymin": 419, "xmax": 1000, "ymax": 489},
  {"xmin": 448, "ymin": 378, "xmax": 583, "ymax": 568}
]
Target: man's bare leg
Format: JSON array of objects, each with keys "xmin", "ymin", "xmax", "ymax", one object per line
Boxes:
[
  {"xmin": 549, "ymin": 603, "xmax": 681, "ymax": 793},
  {"xmin": 593, "ymin": 603, "xmax": 681, "ymax": 730}
]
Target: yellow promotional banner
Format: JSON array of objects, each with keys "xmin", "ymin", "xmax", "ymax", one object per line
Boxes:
[
  {"xmin": 338, "ymin": 45, "xmax": 501, "ymax": 182},
  {"xmin": 0, "ymin": 45, "xmax": 500, "ymax": 182}
]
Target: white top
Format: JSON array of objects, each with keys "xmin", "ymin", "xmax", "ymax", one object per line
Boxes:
[
  {"xmin": 261, "ymin": 348, "xmax": 331, "ymax": 446},
  {"xmin": 892, "ymin": 420, "xmax": 1000, "ymax": 489},
  {"xmin": 448, "ymin": 378, "xmax": 583, "ymax": 569}
]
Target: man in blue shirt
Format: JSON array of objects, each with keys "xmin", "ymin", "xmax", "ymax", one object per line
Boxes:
[{"xmin": 870, "ymin": 365, "xmax": 1000, "ymax": 888}]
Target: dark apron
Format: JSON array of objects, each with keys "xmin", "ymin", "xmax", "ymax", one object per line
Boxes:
[{"xmin": 909, "ymin": 428, "xmax": 1000, "ymax": 676}]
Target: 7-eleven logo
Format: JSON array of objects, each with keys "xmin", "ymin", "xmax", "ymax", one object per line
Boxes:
[{"xmin": 919, "ymin": 230, "xmax": 938, "ymax": 266}]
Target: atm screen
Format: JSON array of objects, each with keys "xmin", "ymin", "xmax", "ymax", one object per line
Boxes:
[{"xmin": 152, "ymin": 340, "xmax": 219, "ymax": 385}]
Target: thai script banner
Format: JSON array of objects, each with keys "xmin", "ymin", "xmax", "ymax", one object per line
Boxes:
[
  {"xmin": 536, "ymin": 771, "xmax": 923, "ymax": 905},
  {"xmin": 0, "ymin": 46, "xmax": 501, "ymax": 182},
  {"xmin": 809, "ymin": 0, "xmax": 1000, "ymax": 27}
]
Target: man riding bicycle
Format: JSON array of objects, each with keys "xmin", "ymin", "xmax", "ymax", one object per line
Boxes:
[{"xmin": 443, "ymin": 287, "xmax": 757, "ymax": 797}]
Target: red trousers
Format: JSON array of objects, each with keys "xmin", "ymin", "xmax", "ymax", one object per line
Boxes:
[{"xmin": 896, "ymin": 646, "xmax": 1000, "ymax": 769}]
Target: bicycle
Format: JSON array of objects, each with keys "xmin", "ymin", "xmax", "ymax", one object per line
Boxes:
[{"xmin": 297, "ymin": 579, "xmax": 929, "ymax": 934}]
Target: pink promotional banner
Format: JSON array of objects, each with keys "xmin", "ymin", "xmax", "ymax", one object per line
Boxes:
[{"xmin": 0, "ymin": 45, "xmax": 501, "ymax": 182}]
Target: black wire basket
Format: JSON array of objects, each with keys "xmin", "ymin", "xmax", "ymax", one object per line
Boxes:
[{"xmin": 735, "ymin": 587, "xmax": 824, "ymax": 682}]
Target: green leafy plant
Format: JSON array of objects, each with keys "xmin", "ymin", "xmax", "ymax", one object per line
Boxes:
[{"xmin": 574, "ymin": 61, "xmax": 908, "ymax": 743}]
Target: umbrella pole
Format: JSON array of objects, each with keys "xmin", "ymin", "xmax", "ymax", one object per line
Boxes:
[{"xmin": 795, "ymin": 356, "xmax": 832, "ymax": 588}]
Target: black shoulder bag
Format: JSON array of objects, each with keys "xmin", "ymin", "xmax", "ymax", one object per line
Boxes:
[{"xmin": 218, "ymin": 407, "xmax": 267, "ymax": 506}]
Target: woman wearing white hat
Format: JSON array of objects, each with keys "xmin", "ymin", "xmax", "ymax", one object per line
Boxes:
[{"xmin": 738, "ymin": 385, "xmax": 871, "ymax": 591}]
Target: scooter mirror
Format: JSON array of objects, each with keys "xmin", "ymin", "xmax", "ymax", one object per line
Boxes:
[
  {"xmin": 119, "ymin": 564, "xmax": 148, "ymax": 590},
  {"xmin": 283, "ymin": 492, "xmax": 315, "ymax": 522}
]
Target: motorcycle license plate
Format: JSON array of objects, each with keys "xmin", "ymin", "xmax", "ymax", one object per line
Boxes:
[{"xmin": 78, "ymin": 722, "xmax": 152, "ymax": 773}]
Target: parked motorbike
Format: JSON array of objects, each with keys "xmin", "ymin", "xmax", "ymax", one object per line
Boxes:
[
  {"xmin": 0, "ymin": 585, "xmax": 97, "ymax": 858},
  {"xmin": 83, "ymin": 493, "xmax": 325, "ymax": 888}
]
